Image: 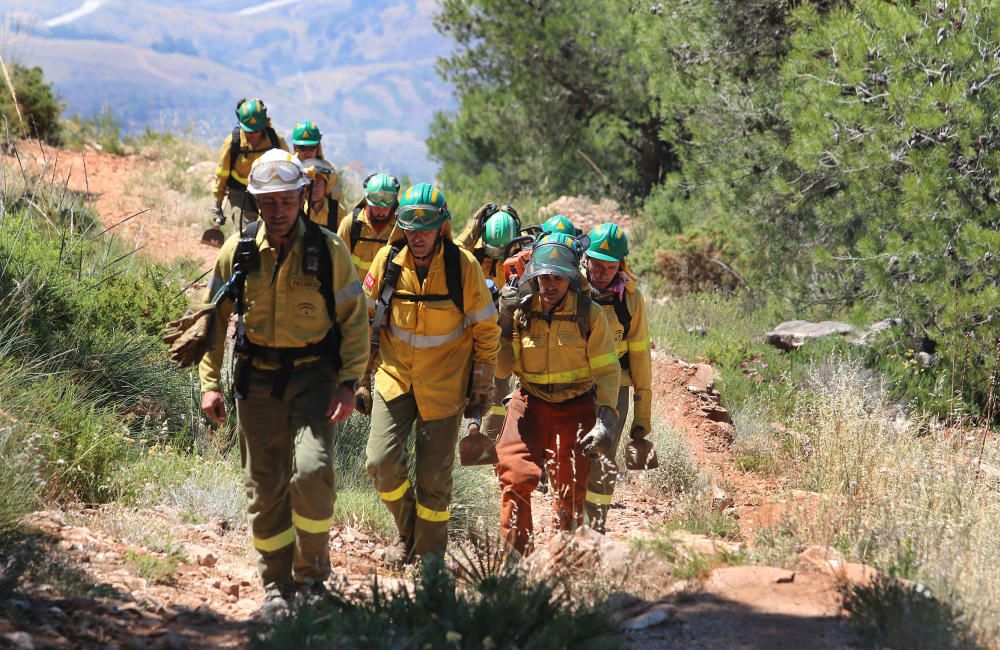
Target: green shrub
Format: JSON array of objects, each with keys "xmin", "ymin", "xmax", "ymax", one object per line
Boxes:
[
  {"xmin": 0, "ymin": 64, "xmax": 63, "ymax": 144},
  {"xmin": 844, "ymin": 575, "xmax": 982, "ymax": 650},
  {"xmin": 256, "ymin": 556, "xmax": 620, "ymax": 649},
  {"xmin": 61, "ymin": 106, "xmax": 126, "ymax": 154}
]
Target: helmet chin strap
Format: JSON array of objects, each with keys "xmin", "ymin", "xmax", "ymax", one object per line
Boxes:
[{"xmin": 410, "ymin": 231, "xmax": 443, "ymax": 265}]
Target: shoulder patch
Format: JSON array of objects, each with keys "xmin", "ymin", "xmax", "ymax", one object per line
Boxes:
[{"xmin": 364, "ymin": 272, "xmax": 376, "ymax": 291}]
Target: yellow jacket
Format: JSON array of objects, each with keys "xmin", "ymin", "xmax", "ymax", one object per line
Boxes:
[
  {"xmin": 591, "ymin": 271, "xmax": 653, "ymax": 429},
  {"xmin": 337, "ymin": 201, "xmax": 398, "ymax": 278},
  {"xmin": 363, "ymin": 241, "xmax": 500, "ymax": 420},
  {"xmin": 199, "ymin": 219, "xmax": 369, "ymax": 392},
  {"xmin": 498, "ymin": 290, "xmax": 621, "ymax": 412},
  {"xmin": 213, "ymin": 130, "xmax": 289, "ymax": 202},
  {"xmin": 305, "ymin": 196, "xmax": 347, "ymax": 230}
]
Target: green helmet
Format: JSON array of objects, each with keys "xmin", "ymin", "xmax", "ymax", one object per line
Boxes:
[
  {"xmin": 292, "ymin": 120, "xmax": 322, "ymax": 146},
  {"xmin": 365, "ymin": 173, "xmax": 401, "ymax": 208},
  {"xmin": 522, "ymin": 232, "xmax": 583, "ymax": 284},
  {"xmin": 482, "ymin": 211, "xmax": 518, "ymax": 259},
  {"xmin": 237, "ymin": 99, "xmax": 267, "ymax": 132},
  {"xmin": 541, "ymin": 214, "xmax": 577, "ymax": 235},
  {"xmin": 586, "ymin": 223, "xmax": 629, "ymax": 262},
  {"xmin": 396, "ymin": 183, "xmax": 451, "ymax": 231}
]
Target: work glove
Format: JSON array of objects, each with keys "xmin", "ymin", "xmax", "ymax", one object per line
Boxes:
[
  {"xmin": 472, "ymin": 203, "xmax": 499, "ymax": 236},
  {"xmin": 465, "ymin": 361, "xmax": 496, "ymax": 418},
  {"xmin": 580, "ymin": 406, "xmax": 617, "ymax": 458},
  {"xmin": 631, "ymin": 389, "xmax": 652, "ymax": 439},
  {"xmin": 163, "ymin": 304, "xmax": 217, "ymax": 368},
  {"xmin": 211, "ymin": 205, "xmax": 226, "ymax": 226},
  {"xmin": 355, "ymin": 381, "xmax": 373, "ymax": 417},
  {"xmin": 498, "ymin": 285, "xmax": 519, "ymax": 339}
]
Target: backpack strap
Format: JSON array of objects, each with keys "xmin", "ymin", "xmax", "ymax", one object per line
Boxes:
[
  {"xmin": 442, "ymin": 238, "xmax": 465, "ymax": 313},
  {"xmin": 349, "ymin": 206, "xmax": 364, "ymax": 251},
  {"xmin": 265, "ymin": 126, "xmax": 279, "ymax": 149},
  {"xmin": 576, "ymin": 290, "xmax": 592, "ymax": 342},
  {"xmin": 327, "ymin": 197, "xmax": 339, "ymax": 226},
  {"xmin": 370, "ymin": 242, "xmax": 406, "ymax": 358},
  {"xmin": 517, "ymin": 289, "xmax": 590, "ymax": 340},
  {"xmin": 612, "ymin": 293, "xmax": 632, "ymax": 338},
  {"xmin": 227, "ymin": 127, "xmax": 242, "ymax": 190}
]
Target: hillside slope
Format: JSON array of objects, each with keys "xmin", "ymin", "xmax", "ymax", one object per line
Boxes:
[{"xmin": 5, "ymin": 0, "xmax": 452, "ymax": 178}]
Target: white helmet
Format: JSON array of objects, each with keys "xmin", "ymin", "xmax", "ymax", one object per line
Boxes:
[{"xmin": 247, "ymin": 149, "xmax": 309, "ymax": 195}]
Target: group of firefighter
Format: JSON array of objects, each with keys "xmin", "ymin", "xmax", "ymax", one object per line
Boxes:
[{"xmin": 169, "ymin": 98, "xmax": 656, "ymax": 615}]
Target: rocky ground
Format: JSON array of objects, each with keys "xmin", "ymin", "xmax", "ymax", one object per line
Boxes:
[
  {"xmin": 1, "ymin": 142, "xmax": 872, "ymax": 648},
  {"xmin": 0, "ymin": 355, "xmax": 869, "ymax": 649}
]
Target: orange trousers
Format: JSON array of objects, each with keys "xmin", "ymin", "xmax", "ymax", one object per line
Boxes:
[{"xmin": 496, "ymin": 389, "xmax": 595, "ymax": 555}]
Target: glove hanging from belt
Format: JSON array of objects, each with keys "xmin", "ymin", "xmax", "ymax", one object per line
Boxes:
[{"xmin": 163, "ymin": 304, "xmax": 217, "ymax": 368}]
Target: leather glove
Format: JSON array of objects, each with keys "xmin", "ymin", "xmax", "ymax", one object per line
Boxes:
[
  {"xmin": 580, "ymin": 406, "xmax": 617, "ymax": 458},
  {"xmin": 355, "ymin": 384, "xmax": 373, "ymax": 416},
  {"xmin": 474, "ymin": 203, "xmax": 499, "ymax": 229},
  {"xmin": 629, "ymin": 425, "xmax": 648, "ymax": 441},
  {"xmin": 163, "ymin": 304, "xmax": 217, "ymax": 368},
  {"xmin": 632, "ymin": 389, "xmax": 652, "ymax": 438},
  {"xmin": 465, "ymin": 392, "xmax": 491, "ymax": 419},
  {"xmin": 465, "ymin": 361, "xmax": 495, "ymax": 418},
  {"xmin": 498, "ymin": 285, "xmax": 519, "ymax": 339},
  {"xmin": 211, "ymin": 205, "xmax": 226, "ymax": 226}
]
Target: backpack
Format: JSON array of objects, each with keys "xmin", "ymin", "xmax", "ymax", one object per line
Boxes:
[
  {"xmin": 230, "ymin": 216, "xmax": 342, "ymax": 399},
  {"xmin": 349, "ymin": 203, "xmax": 391, "ymax": 252},
  {"xmin": 592, "ymin": 288, "xmax": 632, "ymax": 370},
  {"xmin": 369, "ymin": 238, "xmax": 465, "ymax": 356},
  {"xmin": 226, "ymin": 125, "xmax": 280, "ymax": 191},
  {"xmin": 502, "ymin": 279, "xmax": 592, "ymax": 342}
]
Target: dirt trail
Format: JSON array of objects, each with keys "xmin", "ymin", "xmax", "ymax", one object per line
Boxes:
[
  {"xmin": 3, "ymin": 139, "xmax": 218, "ymax": 269},
  {"xmin": 2, "ymin": 144, "xmax": 863, "ymax": 648}
]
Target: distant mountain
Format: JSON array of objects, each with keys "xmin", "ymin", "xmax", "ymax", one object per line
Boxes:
[{"xmin": 2, "ymin": 0, "xmax": 454, "ymax": 179}]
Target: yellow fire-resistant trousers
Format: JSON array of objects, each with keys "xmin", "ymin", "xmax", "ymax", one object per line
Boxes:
[
  {"xmin": 366, "ymin": 389, "xmax": 460, "ymax": 561},
  {"xmin": 584, "ymin": 386, "xmax": 631, "ymax": 533},
  {"xmin": 236, "ymin": 361, "xmax": 337, "ymax": 592}
]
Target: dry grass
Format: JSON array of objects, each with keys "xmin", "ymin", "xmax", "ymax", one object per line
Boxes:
[{"xmin": 751, "ymin": 355, "xmax": 999, "ymax": 643}]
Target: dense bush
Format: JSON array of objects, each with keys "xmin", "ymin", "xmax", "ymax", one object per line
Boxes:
[{"xmin": 0, "ymin": 64, "xmax": 63, "ymax": 144}]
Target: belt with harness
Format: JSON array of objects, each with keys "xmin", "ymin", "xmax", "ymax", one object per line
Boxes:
[{"xmin": 228, "ymin": 215, "xmax": 343, "ymax": 400}]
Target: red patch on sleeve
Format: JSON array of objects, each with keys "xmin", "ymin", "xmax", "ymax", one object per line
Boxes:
[{"xmin": 363, "ymin": 272, "xmax": 376, "ymax": 291}]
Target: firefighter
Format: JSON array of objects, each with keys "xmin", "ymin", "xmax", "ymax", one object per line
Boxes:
[
  {"xmin": 199, "ymin": 149, "xmax": 369, "ymax": 617},
  {"xmin": 292, "ymin": 121, "xmax": 347, "ymax": 225},
  {"xmin": 212, "ymin": 98, "xmax": 288, "ymax": 225},
  {"xmin": 338, "ymin": 172, "xmax": 400, "ymax": 278},
  {"xmin": 300, "ymin": 158, "xmax": 344, "ymax": 229},
  {"xmin": 582, "ymin": 223, "xmax": 653, "ymax": 533},
  {"xmin": 495, "ymin": 233, "xmax": 620, "ymax": 556},
  {"xmin": 361, "ymin": 183, "xmax": 500, "ymax": 565}
]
